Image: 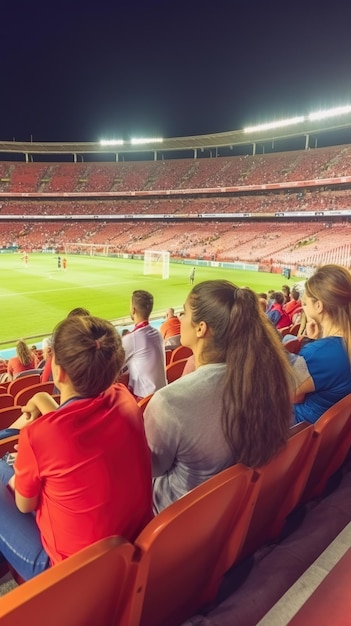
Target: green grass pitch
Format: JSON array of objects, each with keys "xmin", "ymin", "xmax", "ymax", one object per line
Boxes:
[{"xmin": 0, "ymin": 253, "xmax": 292, "ymax": 347}]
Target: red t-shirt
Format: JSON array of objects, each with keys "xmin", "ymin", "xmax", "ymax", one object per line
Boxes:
[
  {"xmin": 14, "ymin": 383, "xmax": 153, "ymax": 565},
  {"xmin": 159, "ymin": 316, "xmax": 181, "ymax": 340},
  {"xmin": 7, "ymin": 355, "xmax": 38, "ymax": 378}
]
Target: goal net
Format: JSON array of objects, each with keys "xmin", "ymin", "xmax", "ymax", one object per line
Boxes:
[{"xmin": 144, "ymin": 250, "xmax": 170, "ymax": 279}]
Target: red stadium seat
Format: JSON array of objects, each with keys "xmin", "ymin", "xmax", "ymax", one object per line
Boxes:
[
  {"xmin": 135, "ymin": 464, "xmax": 258, "ymax": 626},
  {"xmin": 8, "ymin": 374, "xmax": 41, "ymax": 400},
  {"xmin": 165, "ymin": 358, "xmax": 188, "ymax": 384},
  {"xmin": 238, "ymin": 422, "xmax": 315, "ymax": 561},
  {"xmin": 169, "ymin": 345, "xmax": 193, "ymax": 364},
  {"xmin": 0, "ymin": 536, "xmax": 147, "ymax": 626},
  {"xmin": 14, "ymin": 382, "xmax": 55, "ymax": 407},
  {"xmin": 299, "ymin": 393, "xmax": 351, "ymax": 504}
]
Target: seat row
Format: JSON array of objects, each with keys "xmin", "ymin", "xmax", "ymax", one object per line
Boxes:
[{"xmin": 0, "ymin": 393, "xmax": 350, "ymax": 625}]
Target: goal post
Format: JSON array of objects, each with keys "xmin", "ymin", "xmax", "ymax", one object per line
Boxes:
[{"xmin": 144, "ymin": 250, "xmax": 170, "ymax": 279}]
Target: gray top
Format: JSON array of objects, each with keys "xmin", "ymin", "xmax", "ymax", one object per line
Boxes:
[{"xmin": 144, "ymin": 363, "xmax": 235, "ymax": 512}]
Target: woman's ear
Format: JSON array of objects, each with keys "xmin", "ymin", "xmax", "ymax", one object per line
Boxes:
[{"xmin": 196, "ymin": 321, "xmax": 208, "ymax": 338}]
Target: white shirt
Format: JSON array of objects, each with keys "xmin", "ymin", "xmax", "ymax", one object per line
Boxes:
[{"xmin": 122, "ymin": 324, "xmax": 167, "ymax": 398}]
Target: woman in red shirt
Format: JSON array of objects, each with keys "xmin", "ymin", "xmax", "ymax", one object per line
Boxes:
[
  {"xmin": 7, "ymin": 340, "xmax": 38, "ymax": 380},
  {"xmin": 0, "ymin": 315, "xmax": 153, "ymax": 580}
]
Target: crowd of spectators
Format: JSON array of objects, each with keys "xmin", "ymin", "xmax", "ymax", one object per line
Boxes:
[{"xmin": 0, "ymin": 266, "xmax": 349, "ymax": 591}]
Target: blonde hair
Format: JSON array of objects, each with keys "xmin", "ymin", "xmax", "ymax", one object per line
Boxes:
[{"xmin": 16, "ymin": 340, "xmax": 34, "ymax": 367}]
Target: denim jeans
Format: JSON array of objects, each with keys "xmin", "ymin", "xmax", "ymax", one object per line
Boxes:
[{"xmin": 0, "ymin": 459, "xmax": 50, "ymax": 580}]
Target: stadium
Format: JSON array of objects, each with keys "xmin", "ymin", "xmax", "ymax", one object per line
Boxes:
[
  {"xmin": 0, "ymin": 107, "xmax": 351, "ymax": 625},
  {"xmin": 1, "ymin": 105, "xmax": 351, "ymax": 346}
]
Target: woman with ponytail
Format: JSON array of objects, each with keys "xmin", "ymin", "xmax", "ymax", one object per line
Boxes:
[{"xmin": 144, "ymin": 280, "xmax": 293, "ymax": 513}]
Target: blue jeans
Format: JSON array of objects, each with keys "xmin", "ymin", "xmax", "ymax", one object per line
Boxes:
[{"xmin": 0, "ymin": 460, "xmax": 50, "ymax": 580}]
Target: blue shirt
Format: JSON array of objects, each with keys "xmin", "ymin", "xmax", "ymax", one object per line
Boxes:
[{"xmin": 294, "ymin": 336, "xmax": 351, "ymax": 424}]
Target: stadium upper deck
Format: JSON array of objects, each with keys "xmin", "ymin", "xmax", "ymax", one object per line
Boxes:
[{"xmin": 1, "ymin": 113, "xmax": 351, "ymax": 161}]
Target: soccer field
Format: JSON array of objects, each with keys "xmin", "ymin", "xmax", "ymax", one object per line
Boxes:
[{"xmin": 0, "ymin": 253, "xmax": 292, "ymax": 346}]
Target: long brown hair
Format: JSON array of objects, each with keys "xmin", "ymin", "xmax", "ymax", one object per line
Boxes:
[
  {"xmin": 188, "ymin": 280, "xmax": 292, "ymax": 467},
  {"xmin": 52, "ymin": 315, "xmax": 125, "ymax": 397},
  {"xmin": 16, "ymin": 340, "xmax": 34, "ymax": 367},
  {"xmin": 305, "ymin": 264, "xmax": 351, "ymax": 361}
]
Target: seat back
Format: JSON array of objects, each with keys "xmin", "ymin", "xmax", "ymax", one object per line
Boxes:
[
  {"xmin": 166, "ymin": 358, "xmax": 188, "ymax": 384},
  {"xmin": 0, "ymin": 394, "xmax": 14, "ymax": 410},
  {"xmin": 238, "ymin": 422, "xmax": 315, "ymax": 561},
  {"xmin": 0, "ymin": 435, "xmax": 19, "ymax": 455},
  {"xmin": 291, "ymin": 307, "xmax": 304, "ymax": 324},
  {"xmin": 8, "ymin": 374, "xmax": 41, "ymax": 399},
  {"xmin": 169, "ymin": 345, "xmax": 193, "ymax": 364},
  {"xmin": 135, "ymin": 464, "xmax": 258, "ymax": 626},
  {"xmin": 0, "ymin": 536, "xmax": 147, "ymax": 626},
  {"xmin": 137, "ymin": 394, "xmax": 154, "ymax": 414},
  {"xmin": 14, "ymin": 382, "xmax": 55, "ymax": 407},
  {"xmin": 165, "ymin": 349, "xmax": 172, "ymax": 366},
  {"xmin": 279, "ymin": 324, "xmax": 292, "ymax": 337},
  {"xmin": 0, "ymin": 406, "xmax": 22, "ymax": 430},
  {"xmin": 284, "ymin": 337, "xmax": 303, "ymax": 354},
  {"xmin": 300, "ymin": 393, "xmax": 351, "ymax": 503}
]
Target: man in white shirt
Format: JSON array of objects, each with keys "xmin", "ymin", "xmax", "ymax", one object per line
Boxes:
[{"xmin": 122, "ymin": 290, "xmax": 167, "ymax": 399}]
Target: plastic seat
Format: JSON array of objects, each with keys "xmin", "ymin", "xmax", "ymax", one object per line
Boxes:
[
  {"xmin": 135, "ymin": 464, "xmax": 258, "ymax": 626},
  {"xmin": 8, "ymin": 374, "xmax": 41, "ymax": 400},
  {"xmin": 284, "ymin": 337, "xmax": 303, "ymax": 354},
  {"xmin": 169, "ymin": 345, "xmax": 193, "ymax": 364},
  {"xmin": 279, "ymin": 325, "xmax": 292, "ymax": 337},
  {"xmin": 291, "ymin": 307, "xmax": 304, "ymax": 324},
  {"xmin": 166, "ymin": 358, "xmax": 188, "ymax": 384},
  {"xmin": 0, "ymin": 536, "xmax": 147, "ymax": 626},
  {"xmin": 14, "ymin": 382, "xmax": 55, "ymax": 407},
  {"xmin": 238, "ymin": 422, "xmax": 315, "ymax": 561},
  {"xmin": 0, "ymin": 435, "xmax": 19, "ymax": 456},
  {"xmin": 165, "ymin": 349, "xmax": 172, "ymax": 366},
  {"xmin": 137, "ymin": 394, "xmax": 154, "ymax": 414},
  {"xmin": 0, "ymin": 394, "xmax": 14, "ymax": 410},
  {"xmin": 0, "ymin": 406, "xmax": 22, "ymax": 430},
  {"xmin": 300, "ymin": 393, "xmax": 351, "ymax": 503}
]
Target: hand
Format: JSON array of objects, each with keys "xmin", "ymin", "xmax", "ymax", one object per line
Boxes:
[
  {"xmin": 305, "ymin": 319, "xmax": 321, "ymax": 340},
  {"xmin": 20, "ymin": 401, "xmax": 41, "ymax": 423}
]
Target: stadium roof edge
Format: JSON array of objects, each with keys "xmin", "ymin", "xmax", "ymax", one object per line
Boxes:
[{"xmin": 2, "ymin": 115, "xmax": 351, "ymax": 157}]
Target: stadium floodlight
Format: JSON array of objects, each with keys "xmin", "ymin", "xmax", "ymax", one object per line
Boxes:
[
  {"xmin": 308, "ymin": 104, "xmax": 351, "ymax": 121},
  {"xmin": 131, "ymin": 137, "xmax": 163, "ymax": 145},
  {"xmin": 244, "ymin": 116, "xmax": 305, "ymax": 134},
  {"xmin": 99, "ymin": 139, "xmax": 124, "ymax": 146}
]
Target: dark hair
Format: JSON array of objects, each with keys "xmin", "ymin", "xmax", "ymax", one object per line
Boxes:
[
  {"xmin": 188, "ymin": 280, "xmax": 292, "ymax": 467},
  {"xmin": 67, "ymin": 307, "xmax": 91, "ymax": 318},
  {"xmin": 272, "ymin": 291, "xmax": 285, "ymax": 305},
  {"xmin": 52, "ymin": 316, "xmax": 124, "ymax": 397},
  {"xmin": 291, "ymin": 288, "xmax": 300, "ymax": 301},
  {"xmin": 132, "ymin": 290, "xmax": 154, "ymax": 319}
]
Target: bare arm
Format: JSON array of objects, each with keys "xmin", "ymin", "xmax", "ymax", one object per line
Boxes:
[
  {"xmin": 15, "ymin": 491, "xmax": 39, "ymax": 513},
  {"xmin": 291, "ymin": 375, "xmax": 315, "ymax": 404},
  {"xmin": 9, "ymin": 392, "xmax": 59, "ymax": 429}
]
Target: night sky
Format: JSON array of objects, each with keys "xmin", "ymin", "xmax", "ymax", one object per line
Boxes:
[{"xmin": 2, "ymin": 0, "xmax": 351, "ymax": 143}]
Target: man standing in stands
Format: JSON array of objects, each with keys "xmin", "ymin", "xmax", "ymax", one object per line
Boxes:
[
  {"xmin": 121, "ymin": 290, "xmax": 167, "ymax": 399},
  {"xmin": 160, "ymin": 308, "xmax": 181, "ymax": 349},
  {"xmin": 189, "ymin": 267, "xmax": 196, "ymax": 285}
]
